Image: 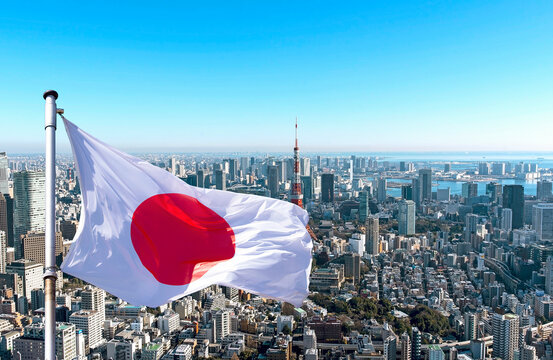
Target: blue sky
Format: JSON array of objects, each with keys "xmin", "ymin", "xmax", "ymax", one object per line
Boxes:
[{"xmin": 1, "ymin": 1, "xmax": 552, "ymax": 153}]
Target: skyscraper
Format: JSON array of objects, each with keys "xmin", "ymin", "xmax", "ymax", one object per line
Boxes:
[
  {"xmin": 291, "ymin": 119, "xmax": 303, "ymax": 207},
  {"xmin": 398, "ymin": 200, "xmax": 415, "ymax": 236},
  {"xmin": 401, "ymin": 184, "xmax": 413, "ymax": 201},
  {"xmin": 418, "ymin": 169, "xmax": 432, "ymax": 202},
  {"xmin": 462, "ymin": 182, "xmax": 478, "ymax": 201},
  {"xmin": 366, "ymin": 217, "xmax": 379, "ymax": 255},
  {"xmin": 228, "ymin": 159, "xmax": 237, "ymax": 181},
  {"xmin": 537, "ymin": 180, "xmax": 553, "ymax": 200},
  {"xmin": 411, "ymin": 327, "xmax": 421, "ymax": 360},
  {"xmin": 21, "ymin": 231, "xmax": 64, "ymax": 266},
  {"xmin": 486, "ymin": 182, "xmax": 502, "ymax": 203},
  {"xmin": 196, "ymin": 169, "xmax": 205, "ymax": 188},
  {"xmin": 215, "ymin": 169, "xmax": 226, "ymax": 191},
  {"xmin": 358, "ymin": 191, "xmax": 369, "ymax": 222},
  {"xmin": 321, "ymin": 173, "xmax": 334, "ymax": 203},
  {"xmin": 503, "ymin": 185, "xmax": 524, "ymax": 229},
  {"xmin": 492, "ymin": 313, "xmax": 519, "ymax": 360},
  {"xmin": 400, "ymin": 332, "xmax": 411, "ymax": 360},
  {"xmin": 268, "ymin": 165, "xmax": 279, "ymax": 198},
  {"xmin": 69, "ymin": 310, "xmax": 103, "ymax": 349},
  {"xmin": 533, "ymin": 203, "xmax": 553, "ymax": 241},
  {"xmin": 376, "ymin": 178, "xmax": 387, "ymax": 203},
  {"xmin": 465, "ymin": 213, "xmax": 479, "ymax": 243},
  {"xmin": 0, "ymin": 194, "xmax": 8, "ymax": 246},
  {"xmin": 301, "ymin": 175, "xmax": 314, "ymax": 202},
  {"xmin": 13, "ymin": 171, "xmax": 46, "ymax": 259},
  {"xmin": 0, "ymin": 230, "xmax": 6, "ymax": 273},
  {"xmin": 344, "ymin": 253, "xmax": 361, "ymax": 283},
  {"xmin": 0, "ymin": 152, "xmax": 9, "ymax": 195},
  {"xmin": 464, "ymin": 312, "xmax": 478, "ymax": 340},
  {"xmin": 545, "ymin": 256, "xmax": 553, "ymax": 296},
  {"xmin": 501, "ymin": 208, "xmax": 513, "ymax": 232}
]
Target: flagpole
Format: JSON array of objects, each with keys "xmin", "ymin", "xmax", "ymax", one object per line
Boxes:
[{"xmin": 43, "ymin": 89, "xmax": 58, "ymax": 360}]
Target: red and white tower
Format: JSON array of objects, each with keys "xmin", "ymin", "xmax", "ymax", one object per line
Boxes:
[{"xmin": 291, "ymin": 117, "xmax": 303, "ymax": 208}]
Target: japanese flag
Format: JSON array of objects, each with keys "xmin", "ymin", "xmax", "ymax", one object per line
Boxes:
[{"xmin": 61, "ymin": 118, "xmax": 312, "ymax": 307}]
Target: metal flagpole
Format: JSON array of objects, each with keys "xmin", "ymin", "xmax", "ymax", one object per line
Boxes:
[{"xmin": 43, "ymin": 90, "xmax": 59, "ymax": 360}]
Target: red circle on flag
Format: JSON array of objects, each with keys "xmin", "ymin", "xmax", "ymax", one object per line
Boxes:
[{"xmin": 130, "ymin": 193, "xmax": 236, "ymax": 285}]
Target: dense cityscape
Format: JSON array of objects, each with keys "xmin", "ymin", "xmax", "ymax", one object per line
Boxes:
[{"xmin": 2, "ymin": 125, "xmax": 553, "ymax": 360}]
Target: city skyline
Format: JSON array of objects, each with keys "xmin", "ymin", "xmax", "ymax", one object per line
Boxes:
[{"xmin": 1, "ymin": 1, "xmax": 552, "ymax": 152}]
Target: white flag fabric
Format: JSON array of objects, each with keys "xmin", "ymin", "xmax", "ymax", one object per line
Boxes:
[{"xmin": 61, "ymin": 118, "xmax": 312, "ymax": 307}]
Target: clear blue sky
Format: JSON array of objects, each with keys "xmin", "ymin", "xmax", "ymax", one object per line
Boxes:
[{"xmin": 1, "ymin": 1, "xmax": 552, "ymax": 153}]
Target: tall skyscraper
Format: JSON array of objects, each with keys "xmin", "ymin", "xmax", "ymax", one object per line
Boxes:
[
  {"xmin": 376, "ymin": 178, "xmax": 387, "ymax": 203},
  {"xmin": 398, "ymin": 200, "xmax": 415, "ymax": 236},
  {"xmin": 13, "ymin": 171, "xmax": 46, "ymax": 259},
  {"xmin": 462, "ymin": 182, "xmax": 478, "ymax": 201},
  {"xmin": 418, "ymin": 169, "xmax": 432, "ymax": 202},
  {"xmin": 545, "ymin": 256, "xmax": 553, "ymax": 296},
  {"xmin": 196, "ymin": 169, "xmax": 205, "ymax": 188},
  {"xmin": 12, "ymin": 322, "xmax": 77, "ymax": 360},
  {"xmin": 411, "ymin": 327, "xmax": 422, "ymax": 360},
  {"xmin": 0, "ymin": 195, "xmax": 8, "ymax": 248},
  {"xmin": 213, "ymin": 309, "xmax": 230, "ymax": 343},
  {"xmin": 492, "ymin": 162, "xmax": 506, "ymax": 175},
  {"xmin": 366, "ymin": 217, "xmax": 379, "ymax": 255},
  {"xmin": 478, "ymin": 162, "xmax": 490, "ymax": 175},
  {"xmin": 358, "ymin": 191, "xmax": 369, "ymax": 221},
  {"xmin": 0, "ymin": 230, "xmax": 6, "ymax": 273},
  {"xmin": 401, "ymin": 184, "xmax": 413, "ymax": 201},
  {"xmin": 0, "ymin": 152, "xmax": 9, "ymax": 195},
  {"xmin": 486, "ymin": 182, "xmax": 502, "ymax": 204},
  {"xmin": 501, "ymin": 208, "xmax": 513, "ymax": 232},
  {"xmin": 228, "ymin": 159, "xmax": 237, "ymax": 181},
  {"xmin": 537, "ymin": 181, "xmax": 553, "ymax": 200},
  {"xmin": 533, "ymin": 203, "xmax": 553, "ymax": 241},
  {"xmin": 301, "ymin": 175, "xmax": 314, "ymax": 202},
  {"xmin": 443, "ymin": 163, "xmax": 451, "ymax": 172},
  {"xmin": 344, "ymin": 253, "xmax": 361, "ymax": 283},
  {"xmin": 465, "ymin": 213, "xmax": 479, "ymax": 242},
  {"xmin": 321, "ymin": 173, "xmax": 334, "ymax": 203},
  {"xmin": 492, "ymin": 313, "xmax": 519, "ymax": 360},
  {"xmin": 464, "ymin": 312, "xmax": 478, "ymax": 340},
  {"xmin": 503, "ymin": 185, "xmax": 524, "ymax": 229},
  {"xmin": 400, "ymin": 332, "xmax": 411, "ymax": 360},
  {"xmin": 6, "ymin": 259, "xmax": 43, "ymax": 297},
  {"xmin": 521, "ymin": 345, "xmax": 537, "ymax": 360},
  {"xmin": 268, "ymin": 166, "xmax": 279, "ymax": 199},
  {"xmin": 215, "ymin": 169, "xmax": 226, "ymax": 191},
  {"xmin": 291, "ymin": 119, "xmax": 303, "ymax": 208}
]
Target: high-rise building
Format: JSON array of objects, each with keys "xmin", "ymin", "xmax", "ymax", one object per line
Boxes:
[
  {"xmin": 436, "ymin": 188, "xmax": 450, "ymax": 202},
  {"xmin": 6, "ymin": 259, "xmax": 43, "ymax": 297},
  {"xmin": 544, "ymin": 256, "xmax": 553, "ymax": 296},
  {"xmin": 301, "ymin": 175, "xmax": 313, "ymax": 202},
  {"xmin": 21, "ymin": 231, "xmax": 64, "ymax": 266},
  {"xmin": 521, "ymin": 345, "xmax": 537, "ymax": 360},
  {"xmin": 501, "ymin": 208, "xmax": 513, "ymax": 232},
  {"xmin": 0, "ymin": 230, "xmax": 6, "ymax": 273},
  {"xmin": 384, "ymin": 335, "xmax": 397, "ymax": 360},
  {"xmin": 465, "ymin": 213, "xmax": 479, "ymax": 243},
  {"xmin": 321, "ymin": 174, "xmax": 334, "ymax": 203},
  {"xmin": 464, "ymin": 312, "xmax": 478, "ymax": 340},
  {"xmin": 344, "ymin": 253, "xmax": 361, "ymax": 283},
  {"xmin": 418, "ymin": 169, "xmax": 432, "ymax": 202},
  {"xmin": 400, "ymin": 332, "xmax": 411, "ymax": 360},
  {"xmin": 412, "ymin": 179, "xmax": 420, "ymax": 205},
  {"xmin": 81, "ymin": 286, "xmax": 106, "ymax": 322},
  {"xmin": 411, "ymin": 327, "xmax": 421, "ymax": 360},
  {"xmin": 443, "ymin": 163, "xmax": 451, "ymax": 172},
  {"xmin": 69, "ymin": 310, "xmax": 103, "ymax": 349},
  {"xmin": 0, "ymin": 152, "xmax": 9, "ymax": 195},
  {"xmin": 537, "ymin": 181, "xmax": 553, "ymax": 200},
  {"xmin": 376, "ymin": 178, "xmax": 387, "ymax": 203},
  {"xmin": 366, "ymin": 217, "xmax": 379, "ymax": 255},
  {"xmin": 291, "ymin": 119, "xmax": 303, "ymax": 208},
  {"xmin": 215, "ymin": 169, "xmax": 226, "ymax": 191},
  {"xmin": 398, "ymin": 200, "xmax": 415, "ymax": 236},
  {"xmin": 229, "ymin": 159, "xmax": 237, "ymax": 181},
  {"xmin": 13, "ymin": 171, "xmax": 46, "ymax": 259},
  {"xmin": 0, "ymin": 195, "xmax": 8, "ymax": 247},
  {"xmin": 401, "ymin": 184, "xmax": 413, "ymax": 201},
  {"xmin": 492, "ymin": 162, "xmax": 506, "ymax": 175},
  {"xmin": 213, "ymin": 310, "xmax": 230, "ymax": 343},
  {"xmin": 533, "ymin": 203, "xmax": 553, "ymax": 241},
  {"xmin": 492, "ymin": 313, "xmax": 519, "ymax": 360},
  {"xmin": 31, "ymin": 288, "xmax": 45, "ymax": 311},
  {"xmin": 503, "ymin": 185, "xmax": 525, "ymax": 229},
  {"xmin": 358, "ymin": 191, "xmax": 369, "ymax": 222},
  {"xmin": 486, "ymin": 182, "xmax": 502, "ymax": 204},
  {"xmin": 268, "ymin": 166, "xmax": 279, "ymax": 198},
  {"xmin": 478, "ymin": 162, "xmax": 490, "ymax": 175},
  {"xmin": 196, "ymin": 169, "xmax": 205, "ymax": 188},
  {"xmin": 462, "ymin": 182, "xmax": 478, "ymax": 201}
]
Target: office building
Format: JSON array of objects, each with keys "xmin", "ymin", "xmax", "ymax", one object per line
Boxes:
[
  {"xmin": 21, "ymin": 231, "xmax": 64, "ymax": 266},
  {"xmin": 0, "ymin": 152, "xmax": 8, "ymax": 195},
  {"xmin": 443, "ymin": 163, "xmax": 451, "ymax": 172},
  {"xmin": 196, "ymin": 169, "xmax": 205, "ymax": 188},
  {"xmin": 12, "ymin": 322, "xmax": 76, "ymax": 360},
  {"xmin": 213, "ymin": 310, "xmax": 230, "ymax": 343},
  {"xmin": 501, "ymin": 208, "xmax": 513, "ymax": 232},
  {"xmin": 376, "ymin": 178, "xmax": 387, "ymax": 203},
  {"xmin": 228, "ymin": 159, "xmax": 237, "ymax": 181},
  {"xmin": 344, "ymin": 253, "xmax": 361, "ymax": 283},
  {"xmin": 436, "ymin": 188, "xmax": 450, "ymax": 202},
  {"xmin": 301, "ymin": 175, "xmax": 313, "ymax": 202},
  {"xmin": 0, "ymin": 230, "xmax": 5, "ymax": 273},
  {"xmin": 465, "ymin": 214, "xmax": 479, "ymax": 243},
  {"xmin": 418, "ymin": 169, "xmax": 432, "ymax": 202},
  {"xmin": 358, "ymin": 190, "xmax": 369, "ymax": 221},
  {"xmin": 69, "ymin": 310, "xmax": 103, "ymax": 349},
  {"xmin": 462, "ymin": 182, "xmax": 478, "ymax": 201},
  {"xmin": 401, "ymin": 184, "xmax": 413, "ymax": 201},
  {"xmin": 321, "ymin": 174, "xmax": 334, "ymax": 203},
  {"xmin": 13, "ymin": 171, "xmax": 46, "ymax": 258},
  {"xmin": 366, "ymin": 217, "xmax": 379, "ymax": 255},
  {"xmin": 268, "ymin": 165, "xmax": 279, "ymax": 198},
  {"xmin": 537, "ymin": 181, "xmax": 553, "ymax": 200},
  {"xmin": 544, "ymin": 256, "xmax": 553, "ymax": 296},
  {"xmin": 478, "ymin": 162, "xmax": 490, "ymax": 175},
  {"xmin": 492, "ymin": 313, "xmax": 519, "ymax": 360},
  {"xmin": 533, "ymin": 203, "xmax": 553, "ymax": 241},
  {"xmin": 464, "ymin": 313, "xmax": 478, "ymax": 340},
  {"xmin": 428, "ymin": 345, "xmax": 445, "ymax": 360},
  {"xmin": 521, "ymin": 345, "xmax": 537, "ymax": 360},
  {"xmin": 81, "ymin": 286, "xmax": 106, "ymax": 322},
  {"xmin": 503, "ymin": 185, "xmax": 525, "ymax": 229},
  {"xmin": 492, "ymin": 162, "xmax": 506, "ymax": 175},
  {"xmin": 215, "ymin": 169, "xmax": 226, "ymax": 191},
  {"xmin": 486, "ymin": 182, "xmax": 502, "ymax": 204},
  {"xmin": 6, "ymin": 259, "xmax": 43, "ymax": 297},
  {"xmin": 398, "ymin": 200, "xmax": 415, "ymax": 236},
  {"xmin": 158, "ymin": 311, "xmax": 180, "ymax": 334}
]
